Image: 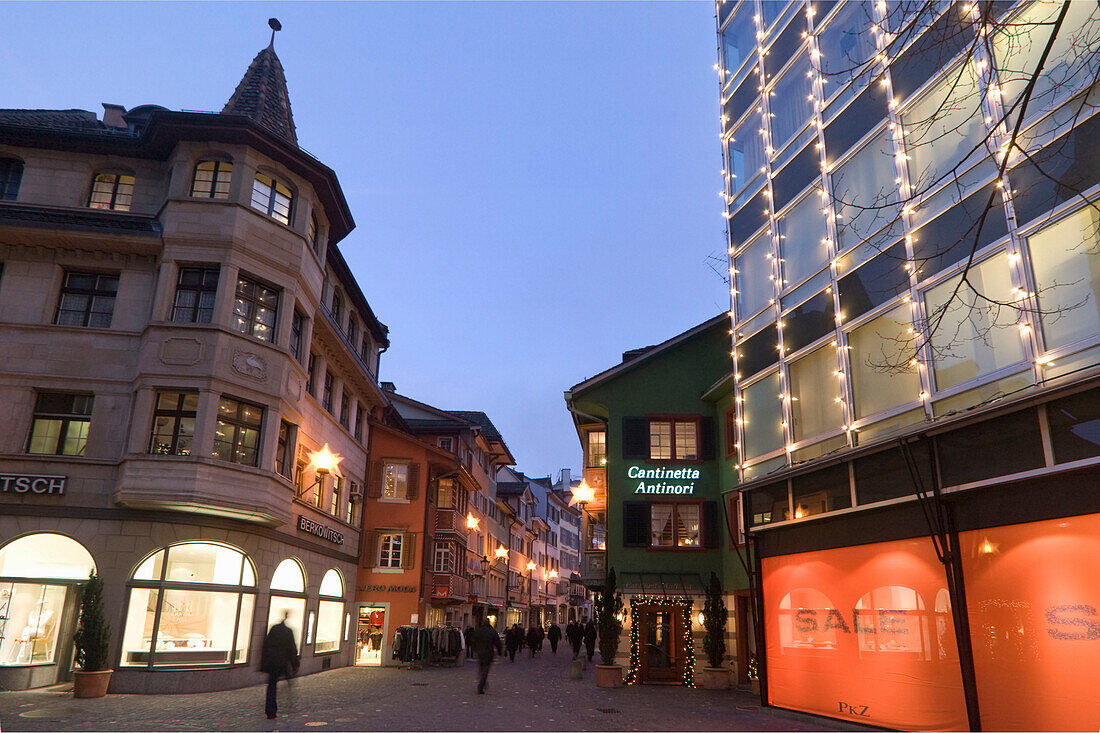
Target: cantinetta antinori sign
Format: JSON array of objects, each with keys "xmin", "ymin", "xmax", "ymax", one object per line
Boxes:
[{"xmin": 627, "ymin": 465, "xmax": 700, "ymax": 494}]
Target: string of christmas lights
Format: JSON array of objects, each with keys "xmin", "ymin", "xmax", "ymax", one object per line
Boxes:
[{"xmin": 624, "ymin": 596, "xmax": 697, "ymax": 687}]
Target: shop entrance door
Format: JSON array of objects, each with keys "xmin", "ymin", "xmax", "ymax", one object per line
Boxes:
[
  {"xmin": 354, "ymin": 607, "xmax": 386, "ymax": 666},
  {"xmin": 637, "ymin": 604, "xmax": 685, "ymax": 684}
]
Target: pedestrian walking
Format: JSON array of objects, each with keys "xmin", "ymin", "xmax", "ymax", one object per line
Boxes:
[
  {"xmin": 547, "ymin": 622, "xmax": 562, "ymax": 653},
  {"xmin": 505, "ymin": 623, "xmax": 521, "ymax": 662},
  {"xmin": 526, "ymin": 625, "xmax": 541, "ymax": 658},
  {"xmin": 566, "ymin": 620, "xmax": 583, "ymax": 659},
  {"xmin": 584, "ymin": 620, "xmax": 597, "ymax": 662},
  {"xmin": 469, "ymin": 618, "xmax": 503, "ymax": 695},
  {"xmin": 464, "ymin": 625, "xmax": 475, "ymax": 658},
  {"xmin": 260, "ymin": 613, "xmax": 299, "ymax": 719}
]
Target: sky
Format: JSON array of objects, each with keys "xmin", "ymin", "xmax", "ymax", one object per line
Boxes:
[{"xmin": 3, "ymin": 1, "xmax": 728, "ymax": 478}]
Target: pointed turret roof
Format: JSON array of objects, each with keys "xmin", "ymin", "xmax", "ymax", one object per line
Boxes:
[{"xmin": 222, "ymin": 22, "xmax": 297, "ymax": 146}]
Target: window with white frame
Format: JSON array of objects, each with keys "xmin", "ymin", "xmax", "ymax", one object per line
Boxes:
[
  {"xmin": 378, "ymin": 534, "xmax": 403, "ymax": 568},
  {"xmin": 1028, "ymin": 205, "xmax": 1100, "ymax": 351},
  {"xmin": 433, "ymin": 542, "xmax": 455, "ymax": 574}
]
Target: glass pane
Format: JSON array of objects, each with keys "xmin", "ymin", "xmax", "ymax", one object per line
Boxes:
[
  {"xmin": 164, "ymin": 543, "xmax": 244, "ymax": 585},
  {"xmin": 1046, "ymin": 386, "xmax": 1100, "ymax": 464},
  {"xmin": 902, "ymin": 60, "xmax": 986, "ymax": 191},
  {"xmin": 924, "ymin": 251, "xmax": 1025, "ymax": 391},
  {"xmin": 748, "ymin": 480, "xmax": 789, "ymax": 524},
  {"xmin": 61, "ymin": 420, "xmax": 89, "ymax": 456},
  {"xmin": 722, "ymin": 1, "xmax": 758, "ymax": 78},
  {"xmin": 267, "ymin": 595, "xmax": 306, "ymax": 653},
  {"xmin": 838, "ymin": 242, "xmax": 910, "ymax": 322},
  {"xmin": 728, "ymin": 114, "xmax": 767, "ymax": 199},
  {"xmin": 27, "ymin": 418, "xmax": 61, "ymax": 455},
  {"xmin": 1028, "ymin": 205, "xmax": 1100, "ymax": 350},
  {"xmin": 319, "ymin": 569, "xmax": 343, "ymax": 598},
  {"xmin": 270, "ymin": 559, "xmax": 305, "ymax": 593},
  {"xmin": 650, "ymin": 422, "xmax": 672, "ymax": 460},
  {"xmin": 315, "ymin": 600, "xmax": 343, "ymax": 653},
  {"xmin": 132, "ymin": 551, "xmax": 165, "ymax": 581},
  {"xmin": 153, "ymin": 589, "xmax": 244, "ymax": 666},
  {"xmin": 848, "ymin": 305, "xmax": 922, "ymax": 419},
  {"xmin": 783, "ymin": 288, "xmax": 835, "ymax": 354},
  {"xmin": 789, "ymin": 345, "xmax": 845, "ymax": 441},
  {"xmin": 816, "ymin": 2, "xmax": 877, "ymax": 91},
  {"xmin": 742, "ymin": 372, "xmax": 785, "ymax": 459},
  {"xmin": 994, "ymin": 1, "xmax": 1100, "ymax": 130},
  {"xmin": 675, "ymin": 422, "xmax": 697, "ymax": 460},
  {"xmin": 120, "ymin": 588, "xmax": 159, "ymax": 666},
  {"xmin": 830, "ymin": 130, "xmax": 901, "ymax": 251},
  {"xmin": 234, "ymin": 594, "xmax": 254, "ymax": 663},
  {"xmin": 791, "ymin": 463, "xmax": 850, "ymax": 518},
  {"xmin": 675, "ymin": 505, "xmax": 701, "ymax": 547},
  {"xmin": 735, "ymin": 233, "xmax": 776, "ymax": 319},
  {"xmin": 0, "ymin": 583, "xmax": 66, "ymax": 666},
  {"xmin": 650, "ymin": 505, "xmax": 674, "ymax": 546},
  {"xmin": 383, "ymin": 464, "xmax": 408, "ymax": 498},
  {"xmin": 779, "ymin": 193, "xmax": 829, "ymax": 288},
  {"xmin": 769, "ymin": 55, "xmax": 813, "ymax": 151}
]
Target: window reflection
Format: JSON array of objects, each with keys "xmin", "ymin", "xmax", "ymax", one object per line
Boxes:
[
  {"xmin": 854, "ymin": 586, "xmax": 931, "ymax": 659},
  {"xmin": 778, "ymin": 588, "xmax": 839, "ymax": 651}
]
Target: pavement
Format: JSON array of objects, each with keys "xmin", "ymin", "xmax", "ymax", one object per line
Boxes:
[{"xmin": 1, "ymin": 649, "xmax": 867, "ymax": 732}]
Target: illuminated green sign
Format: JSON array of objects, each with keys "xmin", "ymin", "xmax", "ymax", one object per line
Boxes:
[{"xmin": 627, "ymin": 465, "xmax": 700, "ymax": 495}]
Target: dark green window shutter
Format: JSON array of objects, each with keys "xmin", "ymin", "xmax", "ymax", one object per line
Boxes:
[
  {"xmin": 700, "ymin": 417, "xmax": 716, "ymax": 460},
  {"xmin": 622, "ymin": 417, "xmax": 648, "ymax": 459},
  {"xmin": 702, "ymin": 501, "xmax": 719, "ymax": 549},
  {"xmin": 622, "ymin": 501, "xmax": 650, "ymax": 547}
]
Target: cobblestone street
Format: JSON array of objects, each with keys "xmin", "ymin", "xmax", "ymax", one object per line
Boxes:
[{"xmin": 2, "ymin": 650, "xmax": 863, "ymax": 732}]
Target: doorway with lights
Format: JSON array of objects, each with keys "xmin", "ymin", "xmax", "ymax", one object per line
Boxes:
[{"xmin": 635, "ymin": 603, "xmax": 686, "ymax": 684}]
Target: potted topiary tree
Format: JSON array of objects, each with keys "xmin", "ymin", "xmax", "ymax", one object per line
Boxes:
[
  {"xmin": 700, "ymin": 571, "xmax": 730, "ymax": 689},
  {"xmin": 72, "ymin": 571, "xmax": 112, "ymax": 698},
  {"xmin": 595, "ymin": 566, "xmax": 624, "ymax": 687}
]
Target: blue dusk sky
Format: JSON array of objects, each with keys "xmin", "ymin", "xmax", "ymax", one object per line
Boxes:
[{"xmin": 4, "ymin": 1, "xmax": 729, "ymax": 478}]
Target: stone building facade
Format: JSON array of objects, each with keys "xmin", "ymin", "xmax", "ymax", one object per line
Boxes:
[{"xmin": 0, "ymin": 36, "xmax": 388, "ymax": 692}]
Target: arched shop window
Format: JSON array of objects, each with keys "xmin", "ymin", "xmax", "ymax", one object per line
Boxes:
[
  {"xmin": 854, "ymin": 585, "xmax": 928, "ymax": 656},
  {"xmin": 0, "ymin": 533, "xmax": 95, "ymax": 666},
  {"xmin": 268, "ymin": 558, "xmax": 307, "ymax": 648},
  {"xmin": 314, "ymin": 569, "xmax": 344, "ymax": 653},
  {"xmin": 120, "ymin": 542, "xmax": 256, "ymax": 668},
  {"xmin": 778, "ymin": 588, "xmax": 839, "ymax": 652}
]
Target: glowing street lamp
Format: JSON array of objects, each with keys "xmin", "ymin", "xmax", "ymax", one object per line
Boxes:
[
  {"xmin": 526, "ymin": 561, "xmax": 536, "ymax": 572},
  {"xmin": 495, "ymin": 546, "xmax": 509, "ymax": 561},
  {"xmin": 569, "ymin": 480, "xmax": 596, "ymax": 507},
  {"xmin": 466, "ymin": 513, "xmax": 480, "ymax": 531},
  {"xmin": 306, "ymin": 443, "xmax": 342, "ymax": 477}
]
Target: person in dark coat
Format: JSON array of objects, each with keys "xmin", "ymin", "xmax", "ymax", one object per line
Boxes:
[
  {"xmin": 260, "ymin": 613, "xmax": 300, "ymax": 719},
  {"xmin": 469, "ymin": 618, "xmax": 503, "ymax": 694},
  {"xmin": 464, "ymin": 625, "xmax": 475, "ymax": 658},
  {"xmin": 526, "ymin": 626, "xmax": 541, "ymax": 657},
  {"xmin": 505, "ymin": 623, "xmax": 521, "ymax": 662},
  {"xmin": 547, "ymin": 623, "xmax": 562, "ymax": 653},
  {"xmin": 566, "ymin": 621, "xmax": 583, "ymax": 659},
  {"xmin": 583, "ymin": 620, "xmax": 598, "ymax": 662}
]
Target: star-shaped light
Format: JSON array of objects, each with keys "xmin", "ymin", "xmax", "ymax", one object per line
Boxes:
[
  {"xmin": 569, "ymin": 480, "xmax": 595, "ymax": 506},
  {"xmin": 307, "ymin": 444, "xmax": 343, "ymax": 476},
  {"xmin": 466, "ymin": 513, "xmax": 480, "ymax": 530}
]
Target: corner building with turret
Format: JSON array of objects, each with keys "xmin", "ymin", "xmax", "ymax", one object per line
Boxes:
[{"xmin": 0, "ymin": 32, "xmax": 389, "ymax": 692}]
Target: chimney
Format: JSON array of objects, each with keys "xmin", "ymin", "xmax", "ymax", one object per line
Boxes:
[
  {"xmin": 560, "ymin": 468, "xmax": 571, "ymax": 489},
  {"xmin": 101, "ymin": 103, "xmax": 127, "ymax": 129},
  {"xmin": 380, "ymin": 381, "xmax": 396, "ymax": 393}
]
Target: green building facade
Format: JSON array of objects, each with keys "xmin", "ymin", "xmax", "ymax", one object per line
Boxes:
[{"xmin": 565, "ymin": 314, "xmax": 753, "ymax": 686}]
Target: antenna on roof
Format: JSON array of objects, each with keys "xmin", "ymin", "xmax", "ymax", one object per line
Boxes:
[{"xmin": 268, "ymin": 17, "xmax": 282, "ymax": 48}]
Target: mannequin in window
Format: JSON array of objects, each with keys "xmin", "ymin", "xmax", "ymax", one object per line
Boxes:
[{"xmin": 14, "ymin": 600, "xmax": 54, "ymax": 663}]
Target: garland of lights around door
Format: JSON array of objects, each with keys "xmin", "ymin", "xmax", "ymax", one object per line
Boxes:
[{"xmin": 624, "ymin": 596, "xmax": 696, "ymax": 687}]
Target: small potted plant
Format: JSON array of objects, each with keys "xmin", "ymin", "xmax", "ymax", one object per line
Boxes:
[
  {"xmin": 701, "ymin": 572, "xmax": 730, "ymax": 689},
  {"xmin": 595, "ymin": 567, "xmax": 624, "ymax": 687},
  {"xmin": 72, "ymin": 571, "xmax": 112, "ymax": 698},
  {"xmin": 748, "ymin": 653, "xmax": 760, "ymax": 695}
]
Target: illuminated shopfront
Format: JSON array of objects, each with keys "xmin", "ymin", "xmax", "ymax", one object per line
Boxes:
[
  {"xmin": 0, "ymin": 533, "xmax": 95, "ymax": 676},
  {"xmin": 267, "ymin": 558, "xmax": 307, "ymax": 645},
  {"xmin": 120, "ymin": 542, "xmax": 256, "ymax": 668}
]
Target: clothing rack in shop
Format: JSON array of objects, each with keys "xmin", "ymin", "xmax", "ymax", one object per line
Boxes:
[{"xmin": 425, "ymin": 625, "xmax": 464, "ymax": 667}]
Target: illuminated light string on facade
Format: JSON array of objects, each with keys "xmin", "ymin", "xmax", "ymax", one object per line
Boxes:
[{"xmin": 623, "ymin": 596, "xmax": 696, "ymax": 687}]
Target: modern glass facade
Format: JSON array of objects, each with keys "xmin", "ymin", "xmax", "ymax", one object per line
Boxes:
[{"xmin": 720, "ymin": 0, "xmax": 1100, "ymax": 492}]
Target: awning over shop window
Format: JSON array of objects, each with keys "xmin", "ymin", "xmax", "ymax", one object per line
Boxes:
[{"xmin": 618, "ymin": 572, "xmax": 705, "ymax": 597}]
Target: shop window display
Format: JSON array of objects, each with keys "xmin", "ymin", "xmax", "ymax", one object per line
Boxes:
[
  {"xmin": 121, "ymin": 542, "xmax": 256, "ymax": 668},
  {"xmin": 0, "ymin": 533, "xmax": 95, "ymax": 667},
  {"xmin": 267, "ymin": 559, "xmax": 306, "ymax": 650},
  {"xmin": 315, "ymin": 569, "xmax": 344, "ymax": 653}
]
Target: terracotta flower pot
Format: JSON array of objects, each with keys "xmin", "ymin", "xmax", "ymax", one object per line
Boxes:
[
  {"xmin": 73, "ymin": 669, "xmax": 113, "ymax": 698},
  {"xmin": 595, "ymin": 664, "xmax": 624, "ymax": 687},
  {"xmin": 700, "ymin": 667, "xmax": 731, "ymax": 689},
  {"xmin": 750, "ymin": 677, "xmax": 761, "ymax": 695}
]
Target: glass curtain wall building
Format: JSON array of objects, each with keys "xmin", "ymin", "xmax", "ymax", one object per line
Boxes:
[
  {"xmin": 720, "ymin": 0, "xmax": 1100, "ymax": 485},
  {"xmin": 718, "ymin": 2, "xmax": 1100, "ymax": 730}
]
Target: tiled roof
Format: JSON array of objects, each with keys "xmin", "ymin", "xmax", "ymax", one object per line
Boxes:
[
  {"xmin": 0, "ymin": 109, "xmax": 111, "ymax": 134},
  {"xmin": 495, "ymin": 482, "xmax": 527, "ymax": 495},
  {"xmin": 446, "ymin": 411, "xmax": 504, "ymax": 443},
  {"xmin": 222, "ymin": 43, "xmax": 298, "ymax": 146},
  {"xmin": 403, "ymin": 417, "xmax": 472, "ymax": 433}
]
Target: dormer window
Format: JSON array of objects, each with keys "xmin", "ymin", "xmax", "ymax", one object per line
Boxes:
[
  {"xmin": 88, "ymin": 173, "xmax": 134, "ymax": 211},
  {"xmin": 250, "ymin": 172, "xmax": 292, "ymax": 225},
  {"xmin": 0, "ymin": 158, "xmax": 24, "ymax": 201},
  {"xmin": 191, "ymin": 160, "xmax": 233, "ymax": 199}
]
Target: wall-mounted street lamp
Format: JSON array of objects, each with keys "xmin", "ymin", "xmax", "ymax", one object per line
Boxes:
[
  {"xmin": 466, "ymin": 513, "xmax": 480, "ymax": 531},
  {"xmin": 301, "ymin": 443, "xmax": 343, "ymax": 501}
]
